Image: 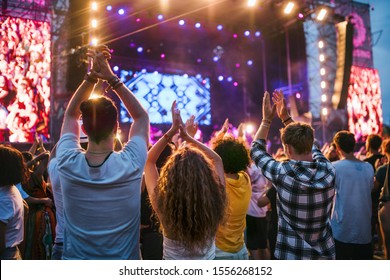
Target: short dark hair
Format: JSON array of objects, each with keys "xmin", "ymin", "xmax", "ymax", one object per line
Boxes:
[
  {"xmin": 213, "ymin": 136, "xmax": 250, "ymax": 173},
  {"xmin": 382, "ymin": 139, "xmax": 390, "ymax": 155},
  {"xmin": 0, "ymin": 145, "xmax": 28, "ymax": 186},
  {"xmin": 333, "ymin": 130, "xmax": 356, "ymax": 154},
  {"xmin": 80, "ymin": 96, "xmax": 118, "ymax": 144},
  {"xmin": 366, "ymin": 134, "xmax": 382, "ymax": 150},
  {"xmin": 280, "ymin": 122, "xmax": 314, "ymax": 154}
]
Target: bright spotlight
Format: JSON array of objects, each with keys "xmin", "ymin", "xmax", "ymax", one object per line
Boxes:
[
  {"xmin": 317, "ymin": 8, "xmax": 328, "ymax": 21},
  {"xmin": 179, "ymin": 20, "xmax": 185, "ymax": 26},
  {"xmin": 217, "ymin": 24, "xmax": 223, "ymax": 31},
  {"xmin": 91, "ymin": 19, "xmax": 98, "ymax": 28},
  {"xmin": 322, "ymin": 107, "xmax": 328, "ymax": 116},
  {"xmin": 91, "ymin": 38, "xmax": 98, "ymax": 46},
  {"xmin": 318, "ymin": 40, "xmax": 324, "ymax": 49},
  {"xmin": 319, "ymin": 54, "xmax": 325, "ymax": 62},
  {"xmin": 246, "ymin": 124, "xmax": 255, "ymax": 134},
  {"xmin": 284, "ymin": 2, "xmax": 295, "ymax": 14},
  {"xmin": 118, "ymin": 9, "xmax": 125, "ymax": 15},
  {"xmin": 247, "ymin": 0, "xmax": 257, "ymax": 7},
  {"xmin": 320, "ymin": 68, "xmax": 326, "ymax": 76},
  {"xmin": 321, "ymin": 81, "xmax": 326, "ymax": 89},
  {"xmin": 106, "ymin": 5, "xmax": 112, "ymax": 11},
  {"xmin": 321, "ymin": 94, "xmax": 327, "ymax": 102},
  {"xmin": 91, "ymin": 2, "xmax": 98, "ymax": 11}
]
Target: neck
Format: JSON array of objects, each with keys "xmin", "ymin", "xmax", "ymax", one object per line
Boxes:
[
  {"xmin": 290, "ymin": 153, "xmax": 313, "ymax": 162},
  {"xmin": 340, "ymin": 152, "xmax": 357, "ymax": 161},
  {"xmin": 86, "ymin": 138, "xmax": 114, "ymax": 154}
]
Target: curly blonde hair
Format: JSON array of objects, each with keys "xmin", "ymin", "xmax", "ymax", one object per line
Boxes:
[{"xmin": 156, "ymin": 145, "xmax": 227, "ymax": 255}]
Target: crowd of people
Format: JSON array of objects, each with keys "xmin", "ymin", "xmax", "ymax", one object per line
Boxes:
[{"xmin": 1, "ymin": 46, "xmax": 389, "ymax": 260}]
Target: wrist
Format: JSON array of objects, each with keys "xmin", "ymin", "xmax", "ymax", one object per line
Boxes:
[{"xmin": 84, "ymin": 72, "xmax": 98, "ymax": 84}]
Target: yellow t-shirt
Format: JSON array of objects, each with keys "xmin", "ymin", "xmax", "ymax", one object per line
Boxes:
[{"xmin": 216, "ymin": 171, "xmax": 252, "ymax": 253}]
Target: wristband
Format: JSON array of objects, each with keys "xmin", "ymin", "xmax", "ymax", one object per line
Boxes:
[
  {"xmin": 261, "ymin": 122, "xmax": 270, "ymax": 128},
  {"xmin": 163, "ymin": 134, "xmax": 171, "ymax": 142},
  {"xmin": 282, "ymin": 117, "xmax": 292, "ymax": 124},
  {"xmin": 262, "ymin": 119, "xmax": 271, "ymax": 124}
]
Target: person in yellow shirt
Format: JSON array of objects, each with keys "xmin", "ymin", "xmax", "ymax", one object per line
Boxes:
[{"xmin": 213, "ymin": 136, "xmax": 252, "ymax": 259}]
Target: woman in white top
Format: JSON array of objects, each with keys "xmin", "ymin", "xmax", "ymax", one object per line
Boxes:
[
  {"xmin": 0, "ymin": 145, "xmax": 27, "ymax": 260},
  {"xmin": 144, "ymin": 101, "xmax": 227, "ymax": 259}
]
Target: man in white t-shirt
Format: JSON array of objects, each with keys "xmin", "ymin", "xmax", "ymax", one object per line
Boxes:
[{"xmin": 56, "ymin": 46, "xmax": 149, "ymax": 259}]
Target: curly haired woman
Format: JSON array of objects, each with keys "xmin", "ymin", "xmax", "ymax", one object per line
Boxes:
[{"xmin": 144, "ymin": 101, "xmax": 227, "ymax": 259}]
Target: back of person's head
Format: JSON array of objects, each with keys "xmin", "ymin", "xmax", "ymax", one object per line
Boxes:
[
  {"xmin": 80, "ymin": 96, "xmax": 118, "ymax": 144},
  {"xmin": 0, "ymin": 145, "xmax": 28, "ymax": 186},
  {"xmin": 333, "ymin": 130, "xmax": 356, "ymax": 154},
  {"xmin": 157, "ymin": 145, "xmax": 226, "ymax": 254},
  {"xmin": 212, "ymin": 136, "xmax": 250, "ymax": 174},
  {"xmin": 382, "ymin": 138, "xmax": 390, "ymax": 156},
  {"xmin": 366, "ymin": 134, "xmax": 382, "ymax": 151},
  {"xmin": 280, "ymin": 122, "xmax": 314, "ymax": 155}
]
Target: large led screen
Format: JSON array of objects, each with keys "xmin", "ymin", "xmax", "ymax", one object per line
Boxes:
[
  {"xmin": 118, "ymin": 69, "xmax": 211, "ymax": 125},
  {"xmin": 347, "ymin": 66, "xmax": 382, "ymax": 141},
  {"xmin": 0, "ymin": 17, "xmax": 51, "ymax": 142}
]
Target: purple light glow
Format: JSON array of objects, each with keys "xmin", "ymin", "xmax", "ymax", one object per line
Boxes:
[
  {"xmin": 157, "ymin": 14, "xmax": 164, "ymax": 20},
  {"xmin": 106, "ymin": 5, "xmax": 112, "ymax": 11},
  {"xmin": 296, "ymin": 92, "xmax": 301, "ymax": 99},
  {"xmin": 298, "ymin": 13, "xmax": 304, "ymax": 19},
  {"xmin": 233, "ymin": 34, "xmax": 238, "ymax": 38},
  {"xmin": 233, "ymin": 82, "xmax": 238, "ymax": 87},
  {"xmin": 160, "ymin": 54, "xmax": 165, "ymax": 58},
  {"xmin": 235, "ymin": 63, "xmax": 240, "ymax": 68},
  {"xmin": 217, "ymin": 25, "xmax": 223, "ymax": 31},
  {"xmin": 118, "ymin": 9, "xmax": 125, "ymax": 15},
  {"xmin": 179, "ymin": 20, "xmax": 185, "ymax": 26},
  {"xmin": 137, "ymin": 47, "xmax": 143, "ymax": 53}
]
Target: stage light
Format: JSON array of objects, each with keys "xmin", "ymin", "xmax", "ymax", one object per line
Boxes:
[
  {"xmin": 154, "ymin": 71, "xmax": 159, "ymax": 75},
  {"xmin": 321, "ymin": 81, "xmax": 326, "ymax": 88},
  {"xmin": 298, "ymin": 13, "xmax": 304, "ymax": 19},
  {"xmin": 179, "ymin": 20, "xmax": 185, "ymax": 26},
  {"xmin": 244, "ymin": 30, "xmax": 250, "ymax": 37},
  {"xmin": 195, "ymin": 22, "xmax": 201, "ymax": 28},
  {"xmin": 317, "ymin": 8, "xmax": 328, "ymax": 21},
  {"xmin": 113, "ymin": 66, "xmax": 119, "ymax": 72},
  {"xmin": 91, "ymin": 2, "xmax": 98, "ymax": 11},
  {"xmin": 319, "ymin": 54, "xmax": 325, "ymax": 62},
  {"xmin": 236, "ymin": 63, "xmax": 240, "ymax": 68},
  {"xmin": 284, "ymin": 2, "xmax": 295, "ymax": 14},
  {"xmin": 255, "ymin": 31, "xmax": 261, "ymax": 37},
  {"xmin": 321, "ymin": 94, "xmax": 327, "ymax": 102},
  {"xmin": 320, "ymin": 68, "xmax": 326, "ymax": 75},
  {"xmin": 322, "ymin": 107, "xmax": 328, "ymax": 116},
  {"xmin": 245, "ymin": 123, "xmax": 255, "ymax": 134},
  {"xmin": 218, "ymin": 75, "xmax": 224, "ymax": 81},
  {"xmin": 213, "ymin": 56, "xmax": 219, "ymax": 62},
  {"xmin": 91, "ymin": 19, "xmax": 98, "ymax": 28},
  {"xmin": 90, "ymin": 92, "xmax": 100, "ymax": 99},
  {"xmin": 118, "ymin": 9, "xmax": 125, "ymax": 15},
  {"xmin": 247, "ymin": 60, "xmax": 253, "ymax": 66},
  {"xmin": 137, "ymin": 47, "xmax": 143, "ymax": 53},
  {"xmin": 217, "ymin": 24, "xmax": 223, "ymax": 31},
  {"xmin": 91, "ymin": 38, "xmax": 98, "ymax": 46},
  {"xmin": 136, "ymin": 18, "xmax": 141, "ymax": 22},
  {"xmin": 160, "ymin": 53, "xmax": 165, "ymax": 58},
  {"xmin": 106, "ymin": 5, "xmax": 112, "ymax": 11},
  {"xmin": 295, "ymin": 92, "xmax": 301, "ymax": 99},
  {"xmin": 157, "ymin": 14, "xmax": 164, "ymax": 20},
  {"xmin": 196, "ymin": 58, "xmax": 202, "ymax": 63},
  {"xmin": 318, "ymin": 40, "xmax": 324, "ymax": 49},
  {"xmin": 233, "ymin": 82, "xmax": 238, "ymax": 87},
  {"xmin": 227, "ymin": 76, "xmax": 233, "ymax": 82},
  {"xmin": 247, "ymin": 0, "xmax": 257, "ymax": 7},
  {"xmin": 233, "ymin": 34, "xmax": 238, "ymax": 38}
]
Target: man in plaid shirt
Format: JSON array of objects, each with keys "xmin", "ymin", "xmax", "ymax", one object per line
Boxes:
[{"xmin": 250, "ymin": 90, "xmax": 336, "ymax": 259}]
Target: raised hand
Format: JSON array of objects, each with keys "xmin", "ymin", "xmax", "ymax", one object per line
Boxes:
[
  {"xmin": 272, "ymin": 89, "xmax": 289, "ymax": 121},
  {"xmin": 185, "ymin": 115, "xmax": 198, "ymax": 138},
  {"xmin": 86, "ymin": 45, "xmax": 115, "ymax": 81},
  {"xmin": 262, "ymin": 91, "xmax": 276, "ymax": 121},
  {"xmin": 171, "ymin": 100, "xmax": 182, "ymax": 133},
  {"xmin": 237, "ymin": 122, "xmax": 245, "ymax": 139}
]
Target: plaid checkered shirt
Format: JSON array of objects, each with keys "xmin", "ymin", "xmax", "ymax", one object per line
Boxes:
[{"xmin": 251, "ymin": 139, "xmax": 336, "ymax": 259}]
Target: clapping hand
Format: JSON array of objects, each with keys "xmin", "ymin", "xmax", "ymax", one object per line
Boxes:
[
  {"xmin": 262, "ymin": 91, "xmax": 276, "ymax": 121},
  {"xmin": 86, "ymin": 45, "xmax": 115, "ymax": 81},
  {"xmin": 272, "ymin": 89, "xmax": 289, "ymax": 121},
  {"xmin": 185, "ymin": 115, "xmax": 198, "ymax": 138}
]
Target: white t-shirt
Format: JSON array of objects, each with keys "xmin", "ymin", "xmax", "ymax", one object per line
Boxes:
[
  {"xmin": 331, "ymin": 159, "xmax": 374, "ymax": 244},
  {"xmin": 246, "ymin": 163, "xmax": 268, "ymax": 217},
  {"xmin": 57, "ymin": 133, "xmax": 147, "ymax": 260},
  {"xmin": 0, "ymin": 185, "xmax": 24, "ymax": 248},
  {"xmin": 48, "ymin": 157, "xmax": 64, "ymax": 243}
]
